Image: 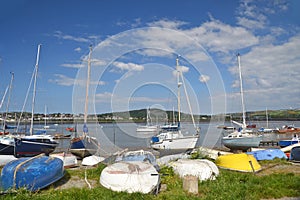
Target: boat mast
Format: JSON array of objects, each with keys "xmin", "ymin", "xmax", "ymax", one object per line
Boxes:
[
  {"xmin": 3, "ymin": 72, "xmax": 14, "ymax": 132},
  {"xmin": 237, "ymin": 53, "xmax": 246, "ymax": 129},
  {"xmin": 176, "ymin": 57, "xmax": 182, "ymax": 129},
  {"xmin": 30, "ymin": 44, "xmax": 41, "ymax": 135},
  {"xmin": 266, "ymin": 107, "xmax": 269, "ymax": 128},
  {"xmin": 83, "ymin": 45, "xmax": 92, "ymax": 135}
]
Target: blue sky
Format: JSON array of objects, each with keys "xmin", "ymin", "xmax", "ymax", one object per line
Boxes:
[{"xmin": 0, "ymin": 0, "xmax": 299, "ymax": 115}]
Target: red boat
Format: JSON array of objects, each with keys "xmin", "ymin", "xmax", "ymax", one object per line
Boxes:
[
  {"xmin": 276, "ymin": 125, "xmax": 300, "ymax": 134},
  {"xmin": 66, "ymin": 127, "xmax": 75, "ymax": 132},
  {"xmin": 246, "ymin": 124, "xmax": 256, "ymax": 128},
  {"xmin": 0, "ymin": 131, "xmax": 9, "ymax": 135}
]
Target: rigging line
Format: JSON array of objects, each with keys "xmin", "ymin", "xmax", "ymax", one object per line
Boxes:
[
  {"xmin": 178, "ymin": 65, "xmax": 197, "ymax": 132},
  {"xmin": 16, "ymin": 66, "xmax": 36, "ymax": 133}
]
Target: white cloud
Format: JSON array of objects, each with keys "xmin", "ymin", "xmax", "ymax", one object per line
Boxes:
[
  {"xmin": 199, "ymin": 74, "xmax": 210, "ymax": 83},
  {"xmin": 50, "ymin": 74, "xmax": 105, "ymax": 87},
  {"xmin": 74, "ymin": 47, "xmax": 81, "ymax": 52},
  {"xmin": 113, "ymin": 61, "xmax": 144, "ymax": 71},
  {"xmin": 61, "ymin": 63, "xmax": 85, "ymax": 68},
  {"xmin": 53, "ymin": 31, "xmax": 90, "ymax": 43},
  {"xmin": 147, "ymin": 19, "xmax": 188, "ymax": 29},
  {"xmin": 49, "ymin": 74, "xmax": 75, "ymax": 86},
  {"xmin": 186, "ymin": 19, "xmax": 259, "ymax": 54}
]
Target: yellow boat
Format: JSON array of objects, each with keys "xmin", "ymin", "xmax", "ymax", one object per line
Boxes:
[{"xmin": 215, "ymin": 153, "xmax": 261, "ymax": 172}]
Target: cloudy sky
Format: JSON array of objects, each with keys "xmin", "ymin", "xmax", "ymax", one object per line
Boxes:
[{"xmin": 0, "ymin": 0, "xmax": 299, "ymax": 115}]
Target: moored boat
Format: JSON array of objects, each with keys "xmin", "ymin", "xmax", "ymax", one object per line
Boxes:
[
  {"xmin": 278, "ymin": 135, "xmax": 299, "ymax": 148},
  {"xmin": 215, "ymin": 153, "xmax": 261, "ymax": 172},
  {"xmin": 0, "ymin": 136, "xmax": 15, "ymax": 155},
  {"xmin": 150, "ymin": 57, "xmax": 200, "ymax": 151},
  {"xmin": 100, "ymin": 161, "xmax": 160, "ymax": 194},
  {"xmin": 14, "ymin": 135, "xmax": 58, "ymax": 157},
  {"xmin": 1, "ymin": 154, "xmax": 64, "ymax": 191},
  {"xmin": 221, "ymin": 54, "xmax": 262, "ymax": 151},
  {"xmin": 70, "ymin": 46, "xmax": 99, "ymax": 159}
]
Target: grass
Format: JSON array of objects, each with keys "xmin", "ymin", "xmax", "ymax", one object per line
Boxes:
[{"xmin": 1, "ymin": 161, "xmax": 300, "ymax": 200}]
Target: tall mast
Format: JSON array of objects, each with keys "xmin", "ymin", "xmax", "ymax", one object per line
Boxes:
[
  {"xmin": 3, "ymin": 72, "xmax": 14, "ymax": 132},
  {"xmin": 266, "ymin": 107, "xmax": 269, "ymax": 128},
  {"xmin": 30, "ymin": 44, "xmax": 41, "ymax": 135},
  {"xmin": 176, "ymin": 57, "xmax": 182, "ymax": 128},
  {"xmin": 83, "ymin": 45, "xmax": 92, "ymax": 133},
  {"xmin": 237, "ymin": 53, "xmax": 246, "ymax": 129}
]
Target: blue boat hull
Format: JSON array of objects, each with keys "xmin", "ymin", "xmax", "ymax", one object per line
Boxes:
[
  {"xmin": 1, "ymin": 155, "xmax": 64, "ymax": 191},
  {"xmin": 14, "ymin": 138, "xmax": 58, "ymax": 157},
  {"xmin": 278, "ymin": 140, "xmax": 299, "ymax": 148},
  {"xmin": 247, "ymin": 149, "xmax": 287, "ymax": 161},
  {"xmin": 70, "ymin": 136, "xmax": 99, "ymax": 158}
]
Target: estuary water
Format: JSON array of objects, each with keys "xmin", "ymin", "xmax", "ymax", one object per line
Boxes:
[{"xmin": 39, "ymin": 120, "xmax": 300, "ymax": 157}]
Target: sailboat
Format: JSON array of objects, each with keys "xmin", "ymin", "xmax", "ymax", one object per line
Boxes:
[
  {"xmin": 150, "ymin": 57, "xmax": 200, "ymax": 150},
  {"xmin": 160, "ymin": 107, "xmax": 180, "ymax": 132},
  {"xmin": 136, "ymin": 107, "xmax": 158, "ymax": 133},
  {"xmin": 70, "ymin": 45, "xmax": 99, "ymax": 159},
  {"xmin": 222, "ymin": 54, "xmax": 262, "ymax": 151},
  {"xmin": 14, "ymin": 44, "xmax": 58, "ymax": 157},
  {"xmin": 0, "ymin": 73, "xmax": 15, "ymax": 155}
]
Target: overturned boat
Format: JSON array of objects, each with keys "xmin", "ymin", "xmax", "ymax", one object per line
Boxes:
[
  {"xmin": 100, "ymin": 161, "xmax": 159, "ymax": 194},
  {"xmin": 1, "ymin": 154, "xmax": 64, "ymax": 191}
]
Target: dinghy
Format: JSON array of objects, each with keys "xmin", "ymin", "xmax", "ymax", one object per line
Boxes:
[
  {"xmin": 169, "ymin": 159, "xmax": 219, "ymax": 181},
  {"xmin": 50, "ymin": 152, "xmax": 78, "ymax": 168},
  {"xmin": 0, "ymin": 155, "xmax": 17, "ymax": 166},
  {"xmin": 215, "ymin": 153, "xmax": 261, "ymax": 172},
  {"xmin": 1, "ymin": 154, "xmax": 64, "ymax": 191},
  {"xmin": 82, "ymin": 155, "xmax": 105, "ymax": 166},
  {"xmin": 116, "ymin": 149, "xmax": 159, "ymax": 171},
  {"xmin": 100, "ymin": 161, "xmax": 159, "ymax": 194},
  {"xmin": 247, "ymin": 149, "xmax": 287, "ymax": 161}
]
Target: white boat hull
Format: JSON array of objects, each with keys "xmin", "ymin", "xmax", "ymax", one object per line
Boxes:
[
  {"xmin": 100, "ymin": 161, "xmax": 159, "ymax": 194},
  {"xmin": 222, "ymin": 135, "xmax": 262, "ymax": 151},
  {"xmin": 151, "ymin": 135, "xmax": 199, "ymax": 150},
  {"xmin": 51, "ymin": 153, "xmax": 78, "ymax": 168}
]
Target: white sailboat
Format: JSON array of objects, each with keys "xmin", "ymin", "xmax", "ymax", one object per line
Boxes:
[
  {"xmin": 136, "ymin": 107, "xmax": 158, "ymax": 133},
  {"xmin": 222, "ymin": 54, "xmax": 262, "ymax": 151},
  {"xmin": 150, "ymin": 57, "xmax": 200, "ymax": 150},
  {"xmin": 14, "ymin": 44, "xmax": 59, "ymax": 157}
]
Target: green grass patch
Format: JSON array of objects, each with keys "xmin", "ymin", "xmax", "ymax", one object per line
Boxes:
[{"xmin": 1, "ymin": 161, "xmax": 300, "ymax": 200}]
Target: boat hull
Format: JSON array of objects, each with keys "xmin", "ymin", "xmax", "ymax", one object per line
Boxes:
[
  {"xmin": 0, "ymin": 143, "xmax": 14, "ymax": 155},
  {"xmin": 70, "ymin": 136, "xmax": 99, "ymax": 158},
  {"xmin": 151, "ymin": 135, "xmax": 199, "ymax": 150},
  {"xmin": 100, "ymin": 161, "xmax": 159, "ymax": 194},
  {"xmin": 14, "ymin": 138, "xmax": 58, "ymax": 157},
  {"xmin": 247, "ymin": 149, "xmax": 287, "ymax": 161},
  {"xmin": 222, "ymin": 135, "xmax": 262, "ymax": 151},
  {"xmin": 278, "ymin": 140, "xmax": 299, "ymax": 148},
  {"xmin": 1, "ymin": 155, "xmax": 64, "ymax": 191},
  {"xmin": 50, "ymin": 153, "xmax": 78, "ymax": 168},
  {"xmin": 290, "ymin": 146, "xmax": 300, "ymax": 161},
  {"xmin": 216, "ymin": 153, "xmax": 261, "ymax": 172}
]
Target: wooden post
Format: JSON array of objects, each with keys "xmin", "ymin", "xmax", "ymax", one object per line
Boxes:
[{"xmin": 183, "ymin": 175, "xmax": 198, "ymax": 194}]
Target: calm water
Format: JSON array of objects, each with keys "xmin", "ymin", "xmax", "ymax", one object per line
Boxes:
[{"xmin": 31, "ymin": 120, "xmax": 300, "ymax": 157}]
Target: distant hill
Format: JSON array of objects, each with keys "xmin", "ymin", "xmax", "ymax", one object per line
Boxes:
[{"xmin": 1, "ymin": 108, "xmax": 299, "ymax": 123}]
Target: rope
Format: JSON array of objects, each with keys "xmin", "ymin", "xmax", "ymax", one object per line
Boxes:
[{"xmin": 84, "ymin": 166, "xmax": 92, "ymax": 189}]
